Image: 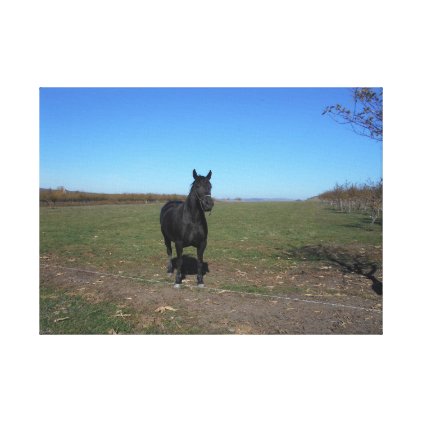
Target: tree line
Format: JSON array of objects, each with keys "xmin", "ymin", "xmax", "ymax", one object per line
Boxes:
[
  {"xmin": 317, "ymin": 180, "xmax": 382, "ymax": 225},
  {"xmin": 40, "ymin": 188, "xmax": 186, "ymax": 206}
]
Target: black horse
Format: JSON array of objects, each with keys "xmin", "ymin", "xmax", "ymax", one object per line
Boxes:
[{"xmin": 160, "ymin": 169, "xmax": 214, "ymax": 288}]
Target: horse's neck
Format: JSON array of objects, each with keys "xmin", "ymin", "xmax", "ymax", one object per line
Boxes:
[{"xmin": 185, "ymin": 191, "xmax": 204, "ymax": 222}]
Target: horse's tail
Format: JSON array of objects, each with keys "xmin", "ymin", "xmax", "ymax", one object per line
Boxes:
[
  {"xmin": 160, "ymin": 201, "xmax": 183, "ymax": 225},
  {"xmin": 159, "ymin": 203, "xmax": 168, "ymax": 225}
]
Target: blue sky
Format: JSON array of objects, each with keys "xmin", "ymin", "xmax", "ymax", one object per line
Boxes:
[{"xmin": 40, "ymin": 88, "xmax": 382, "ymax": 200}]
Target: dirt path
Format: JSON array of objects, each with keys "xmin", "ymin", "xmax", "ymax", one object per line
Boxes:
[{"xmin": 40, "ymin": 263, "xmax": 382, "ymax": 334}]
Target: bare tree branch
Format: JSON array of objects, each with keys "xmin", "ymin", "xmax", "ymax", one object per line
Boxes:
[{"xmin": 323, "ymin": 88, "xmax": 383, "ymax": 142}]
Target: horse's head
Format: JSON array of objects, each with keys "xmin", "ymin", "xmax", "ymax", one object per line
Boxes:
[{"xmin": 192, "ymin": 169, "xmax": 214, "ymax": 212}]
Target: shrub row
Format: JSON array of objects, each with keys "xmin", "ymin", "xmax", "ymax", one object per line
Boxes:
[{"xmin": 40, "ymin": 189, "xmax": 186, "ymax": 206}]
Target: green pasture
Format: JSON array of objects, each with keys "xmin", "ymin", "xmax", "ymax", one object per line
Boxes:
[
  {"xmin": 40, "ymin": 201, "xmax": 382, "ymax": 280},
  {"xmin": 40, "ymin": 285, "xmax": 135, "ymax": 334},
  {"xmin": 40, "ymin": 202, "xmax": 382, "ymax": 334}
]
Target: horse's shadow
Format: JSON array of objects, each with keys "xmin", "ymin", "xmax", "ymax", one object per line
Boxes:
[
  {"xmin": 278, "ymin": 244, "xmax": 383, "ymax": 295},
  {"xmin": 169, "ymin": 255, "xmax": 209, "ymax": 280}
]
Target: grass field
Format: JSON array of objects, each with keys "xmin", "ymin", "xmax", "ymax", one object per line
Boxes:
[{"xmin": 40, "ymin": 202, "xmax": 382, "ymax": 334}]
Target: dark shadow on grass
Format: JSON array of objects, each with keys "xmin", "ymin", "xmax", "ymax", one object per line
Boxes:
[
  {"xmin": 324, "ymin": 208, "xmax": 383, "ymax": 228},
  {"xmin": 339, "ymin": 218, "xmax": 382, "ymax": 231},
  {"xmin": 277, "ymin": 244, "xmax": 383, "ymax": 296},
  {"xmin": 170, "ymin": 255, "xmax": 209, "ymax": 280}
]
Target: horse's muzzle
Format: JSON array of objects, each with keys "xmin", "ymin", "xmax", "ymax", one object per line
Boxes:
[{"xmin": 202, "ymin": 196, "xmax": 214, "ymax": 212}]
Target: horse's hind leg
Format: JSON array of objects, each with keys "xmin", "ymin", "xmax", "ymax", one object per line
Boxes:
[
  {"xmin": 163, "ymin": 235, "xmax": 173, "ymax": 275},
  {"xmin": 174, "ymin": 241, "xmax": 183, "ymax": 288}
]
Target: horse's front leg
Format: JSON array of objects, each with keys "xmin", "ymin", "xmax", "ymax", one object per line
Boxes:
[
  {"xmin": 196, "ymin": 240, "xmax": 207, "ymax": 287},
  {"xmin": 174, "ymin": 241, "xmax": 183, "ymax": 288}
]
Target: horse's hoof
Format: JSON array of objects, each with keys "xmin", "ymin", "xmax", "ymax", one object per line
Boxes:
[
  {"xmin": 174, "ymin": 283, "xmax": 182, "ymax": 289},
  {"xmin": 197, "ymin": 283, "xmax": 205, "ymax": 288}
]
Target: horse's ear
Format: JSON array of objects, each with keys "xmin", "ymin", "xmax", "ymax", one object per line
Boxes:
[
  {"xmin": 193, "ymin": 169, "xmax": 198, "ymax": 180},
  {"xmin": 206, "ymin": 170, "xmax": 212, "ymax": 180}
]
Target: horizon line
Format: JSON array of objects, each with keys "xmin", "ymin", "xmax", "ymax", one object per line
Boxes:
[{"xmin": 39, "ymin": 187, "xmax": 305, "ymax": 201}]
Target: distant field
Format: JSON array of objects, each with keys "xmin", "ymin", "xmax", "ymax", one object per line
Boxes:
[{"xmin": 40, "ymin": 202, "xmax": 382, "ymax": 334}]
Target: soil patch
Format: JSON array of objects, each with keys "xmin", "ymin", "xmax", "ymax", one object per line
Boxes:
[{"xmin": 40, "ymin": 261, "xmax": 382, "ymax": 334}]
